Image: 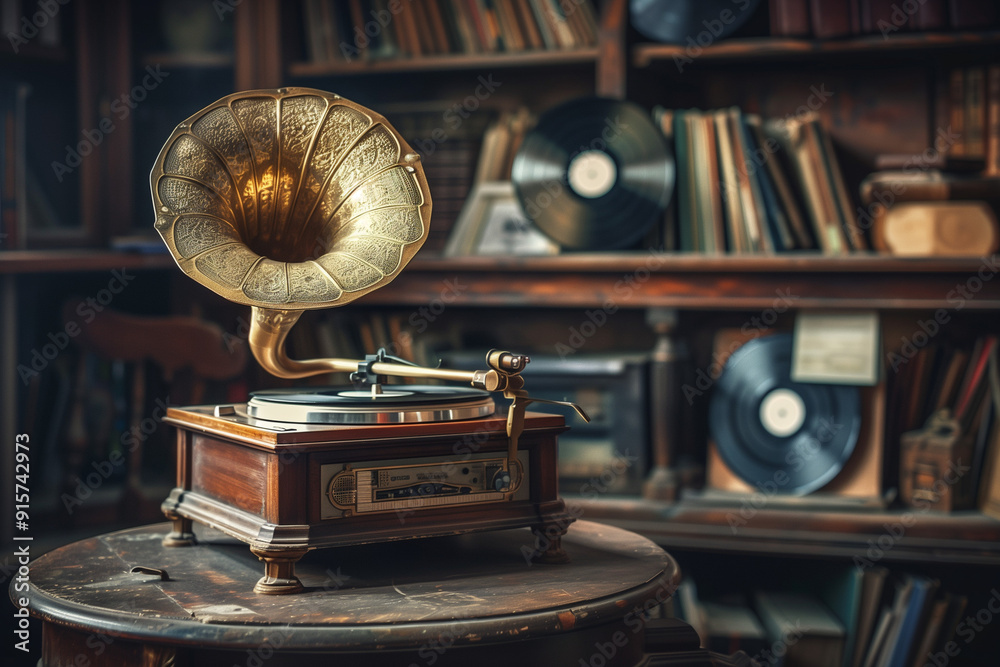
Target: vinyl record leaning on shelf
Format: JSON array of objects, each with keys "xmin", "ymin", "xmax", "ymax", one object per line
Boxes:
[
  {"xmin": 629, "ymin": 0, "xmax": 762, "ymax": 44},
  {"xmin": 511, "ymin": 97, "xmax": 674, "ymax": 250},
  {"xmin": 708, "ymin": 333, "xmax": 862, "ymax": 495}
]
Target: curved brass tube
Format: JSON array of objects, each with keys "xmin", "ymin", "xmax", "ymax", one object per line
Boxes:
[{"xmin": 248, "ymin": 307, "xmax": 500, "ymax": 389}]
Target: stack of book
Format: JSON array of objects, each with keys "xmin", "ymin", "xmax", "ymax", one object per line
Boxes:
[
  {"xmin": 886, "ymin": 334, "xmax": 1000, "ymax": 515},
  {"xmin": 300, "ymin": 0, "xmax": 600, "ymax": 64},
  {"xmin": 770, "ymin": 0, "xmax": 998, "ymax": 38},
  {"xmin": 392, "ymin": 108, "xmax": 493, "ymax": 252},
  {"xmin": 675, "ymin": 567, "xmax": 981, "ymax": 667},
  {"xmin": 471, "ymin": 107, "xmax": 533, "ymax": 185},
  {"xmin": 944, "ymin": 63, "xmax": 1000, "ymax": 168},
  {"xmin": 0, "ymin": 81, "xmax": 29, "ymax": 250},
  {"xmin": 659, "ymin": 107, "xmax": 866, "ymax": 254}
]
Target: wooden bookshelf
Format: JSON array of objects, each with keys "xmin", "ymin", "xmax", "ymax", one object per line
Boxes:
[
  {"xmin": 0, "ymin": 249, "xmax": 174, "ymax": 274},
  {"xmin": 139, "ymin": 52, "xmax": 234, "ymax": 70},
  {"xmin": 633, "ymin": 30, "xmax": 1000, "ymax": 67},
  {"xmin": 365, "ymin": 254, "xmax": 1000, "ymax": 311},
  {"xmin": 289, "ymin": 47, "xmax": 601, "ymax": 77},
  {"xmin": 572, "ymin": 497, "xmax": 1000, "ymax": 565},
  {"xmin": 4, "ymin": 250, "xmax": 998, "ymax": 313},
  {"xmin": 5, "ymin": 4, "xmax": 1000, "ymax": 638},
  {"xmin": 0, "ymin": 41, "xmax": 69, "ymax": 62}
]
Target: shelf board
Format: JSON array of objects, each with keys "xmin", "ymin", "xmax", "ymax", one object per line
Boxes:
[
  {"xmin": 288, "ymin": 48, "xmax": 600, "ymax": 77},
  {"xmin": 0, "ymin": 250, "xmax": 175, "ymax": 274},
  {"xmin": 572, "ymin": 497, "xmax": 1000, "ymax": 565},
  {"xmin": 0, "ymin": 41, "xmax": 69, "ymax": 62},
  {"xmin": 4, "ymin": 250, "xmax": 998, "ymax": 310},
  {"xmin": 633, "ymin": 31, "xmax": 1000, "ymax": 67},
  {"xmin": 407, "ymin": 253, "xmax": 997, "ymax": 274},
  {"xmin": 363, "ymin": 252, "xmax": 1000, "ymax": 311},
  {"xmin": 140, "ymin": 51, "xmax": 234, "ymax": 69}
]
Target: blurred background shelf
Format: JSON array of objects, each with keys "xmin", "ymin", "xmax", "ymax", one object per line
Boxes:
[
  {"xmin": 572, "ymin": 497, "xmax": 1000, "ymax": 565},
  {"xmin": 633, "ymin": 30, "xmax": 1000, "ymax": 66},
  {"xmin": 0, "ymin": 250, "xmax": 174, "ymax": 274},
  {"xmin": 5, "ymin": 251, "xmax": 999, "ymax": 311},
  {"xmin": 367, "ymin": 254, "xmax": 1000, "ymax": 310},
  {"xmin": 289, "ymin": 47, "xmax": 601, "ymax": 76}
]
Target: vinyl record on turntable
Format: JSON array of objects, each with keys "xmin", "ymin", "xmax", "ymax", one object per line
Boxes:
[
  {"xmin": 629, "ymin": 0, "xmax": 762, "ymax": 44},
  {"xmin": 708, "ymin": 334, "xmax": 862, "ymax": 496},
  {"xmin": 511, "ymin": 97, "xmax": 674, "ymax": 250},
  {"xmin": 248, "ymin": 385, "xmax": 496, "ymax": 424}
]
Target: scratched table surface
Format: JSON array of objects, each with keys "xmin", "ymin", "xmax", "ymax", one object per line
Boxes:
[{"xmin": 22, "ymin": 520, "xmax": 678, "ymax": 653}]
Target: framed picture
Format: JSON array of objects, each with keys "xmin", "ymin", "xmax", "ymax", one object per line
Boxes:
[{"xmin": 444, "ymin": 181, "xmax": 559, "ymax": 257}]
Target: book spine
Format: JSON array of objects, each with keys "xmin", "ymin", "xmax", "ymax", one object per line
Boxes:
[
  {"xmin": 965, "ymin": 67, "xmax": 986, "ymax": 160},
  {"xmin": 769, "ymin": 0, "xmax": 811, "ymax": 36},
  {"xmin": 914, "ymin": 0, "xmax": 947, "ymax": 29},
  {"xmin": 949, "ymin": 69, "xmax": 965, "ymax": 157},
  {"xmin": 949, "ymin": 0, "xmax": 999, "ymax": 29},
  {"xmin": 986, "ymin": 65, "xmax": 1000, "ymax": 175},
  {"xmin": 809, "ymin": 0, "xmax": 853, "ymax": 38}
]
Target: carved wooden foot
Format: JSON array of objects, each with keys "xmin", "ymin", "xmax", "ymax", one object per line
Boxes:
[
  {"xmin": 161, "ymin": 513, "xmax": 196, "ymax": 547},
  {"xmin": 530, "ymin": 524, "xmax": 571, "ymax": 564},
  {"xmin": 251, "ymin": 548, "xmax": 308, "ymax": 595}
]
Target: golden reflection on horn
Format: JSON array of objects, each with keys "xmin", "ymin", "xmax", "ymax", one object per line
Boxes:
[{"xmin": 150, "ymin": 88, "xmax": 433, "ymax": 380}]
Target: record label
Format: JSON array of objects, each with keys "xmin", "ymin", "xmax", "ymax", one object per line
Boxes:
[
  {"xmin": 759, "ymin": 388, "xmax": 805, "ymax": 437},
  {"xmin": 708, "ymin": 334, "xmax": 861, "ymax": 495},
  {"xmin": 567, "ymin": 150, "xmax": 618, "ymax": 198}
]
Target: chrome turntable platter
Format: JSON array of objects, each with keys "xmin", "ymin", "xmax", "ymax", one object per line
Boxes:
[{"xmin": 247, "ymin": 385, "xmax": 496, "ymax": 425}]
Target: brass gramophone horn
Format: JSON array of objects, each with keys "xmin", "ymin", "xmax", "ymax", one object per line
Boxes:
[{"xmin": 151, "ymin": 88, "xmax": 484, "ymax": 385}]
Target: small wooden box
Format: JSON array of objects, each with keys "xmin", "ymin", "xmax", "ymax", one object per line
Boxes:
[{"xmin": 900, "ymin": 411, "xmax": 975, "ymax": 512}]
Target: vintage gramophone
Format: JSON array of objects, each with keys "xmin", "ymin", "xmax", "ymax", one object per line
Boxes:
[{"xmin": 151, "ymin": 88, "xmax": 586, "ymax": 594}]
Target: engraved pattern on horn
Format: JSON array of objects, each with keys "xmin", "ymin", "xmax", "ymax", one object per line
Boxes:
[{"xmin": 151, "ymin": 88, "xmax": 431, "ymax": 310}]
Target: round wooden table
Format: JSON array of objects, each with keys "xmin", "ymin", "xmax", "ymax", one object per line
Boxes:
[{"xmin": 16, "ymin": 520, "xmax": 733, "ymax": 666}]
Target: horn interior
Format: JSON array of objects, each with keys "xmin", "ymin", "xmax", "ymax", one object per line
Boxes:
[{"xmin": 151, "ymin": 88, "xmax": 431, "ymax": 310}]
